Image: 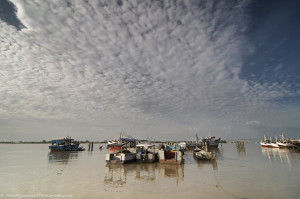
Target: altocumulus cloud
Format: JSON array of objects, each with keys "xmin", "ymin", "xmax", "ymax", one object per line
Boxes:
[{"xmin": 0, "ymin": 0, "xmax": 299, "ymax": 140}]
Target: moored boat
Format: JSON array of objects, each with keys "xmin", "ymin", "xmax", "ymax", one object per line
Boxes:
[
  {"xmin": 178, "ymin": 142, "xmax": 187, "ymax": 150},
  {"xmin": 193, "ymin": 147, "xmax": 216, "ymax": 160},
  {"xmin": 106, "ymin": 134, "xmax": 138, "ymax": 164},
  {"xmin": 136, "ymin": 143, "xmax": 158, "ymax": 163},
  {"xmin": 158, "ymin": 143, "xmax": 184, "ymax": 164},
  {"xmin": 186, "ymin": 134, "xmax": 221, "ymax": 149},
  {"xmin": 107, "ymin": 132, "xmax": 138, "ymax": 149},
  {"xmin": 202, "ymin": 136, "xmax": 221, "ymax": 148},
  {"xmin": 276, "ymin": 141, "xmax": 294, "ymax": 148},
  {"xmin": 49, "ymin": 137, "xmax": 85, "ymax": 151},
  {"xmin": 260, "ymin": 136, "xmax": 279, "ymax": 148},
  {"xmin": 286, "ymin": 139, "xmax": 300, "ymax": 148},
  {"xmin": 106, "ymin": 143, "xmax": 136, "ymax": 164},
  {"xmin": 276, "ymin": 134, "xmax": 297, "ymax": 148}
]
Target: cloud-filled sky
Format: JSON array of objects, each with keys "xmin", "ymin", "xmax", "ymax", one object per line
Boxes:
[{"xmin": 1, "ymin": 0, "xmax": 300, "ymax": 141}]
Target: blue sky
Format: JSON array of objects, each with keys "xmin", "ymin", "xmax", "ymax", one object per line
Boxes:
[{"xmin": 0, "ymin": 0, "xmax": 299, "ymax": 141}]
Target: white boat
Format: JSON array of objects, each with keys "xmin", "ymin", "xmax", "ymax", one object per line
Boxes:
[
  {"xmin": 260, "ymin": 136, "xmax": 279, "ymax": 148},
  {"xmin": 260, "ymin": 141, "xmax": 279, "ymax": 148},
  {"xmin": 178, "ymin": 142, "xmax": 187, "ymax": 150},
  {"xmin": 276, "ymin": 134, "xmax": 295, "ymax": 148},
  {"xmin": 276, "ymin": 141, "xmax": 294, "ymax": 148},
  {"xmin": 136, "ymin": 143, "xmax": 158, "ymax": 163},
  {"xmin": 106, "ymin": 143, "xmax": 136, "ymax": 164}
]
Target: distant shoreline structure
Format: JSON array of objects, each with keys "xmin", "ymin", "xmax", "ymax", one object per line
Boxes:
[
  {"xmin": 0, "ymin": 139, "xmax": 262, "ymax": 144},
  {"xmin": 0, "ymin": 141, "xmax": 108, "ymax": 144}
]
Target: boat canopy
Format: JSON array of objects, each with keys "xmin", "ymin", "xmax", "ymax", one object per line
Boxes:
[
  {"xmin": 121, "ymin": 138, "xmax": 136, "ymax": 142},
  {"xmin": 136, "ymin": 143, "xmax": 154, "ymax": 148},
  {"xmin": 166, "ymin": 145, "xmax": 181, "ymax": 151}
]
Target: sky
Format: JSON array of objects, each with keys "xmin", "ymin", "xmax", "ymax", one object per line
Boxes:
[{"xmin": 0, "ymin": 0, "xmax": 300, "ymax": 141}]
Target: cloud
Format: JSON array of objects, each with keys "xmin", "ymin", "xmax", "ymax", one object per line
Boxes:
[
  {"xmin": 0, "ymin": 0, "xmax": 299, "ymax": 140},
  {"xmin": 246, "ymin": 121, "xmax": 260, "ymax": 126}
]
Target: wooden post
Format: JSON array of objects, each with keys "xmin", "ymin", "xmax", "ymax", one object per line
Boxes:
[
  {"xmin": 91, "ymin": 142, "xmax": 94, "ymax": 151},
  {"xmin": 88, "ymin": 142, "xmax": 90, "ymax": 151}
]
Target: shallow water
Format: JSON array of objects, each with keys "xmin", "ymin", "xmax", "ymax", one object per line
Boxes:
[{"xmin": 0, "ymin": 143, "xmax": 299, "ymax": 199}]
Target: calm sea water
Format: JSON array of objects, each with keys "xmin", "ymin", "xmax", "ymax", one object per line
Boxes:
[{"xmin": 0, "ymin": 143, "xmax": 299, "ymax": 199}]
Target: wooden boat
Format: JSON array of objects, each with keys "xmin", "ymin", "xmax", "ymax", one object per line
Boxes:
[
  {"xmin": 193, "ymin": 147, "xmax": 216, "ymax": 160},
  {"xmin": 158, "ymin": 144, "xmax": 184, "ymax": 164},
  {"xmin": 136, "ymin": 143, "xmax": 158, "ymax": 163},
  {"xmin": 158, "ymin": 164, "xmax": 184, "ymax": 181},
  {"xmin": 49, "ymin": 137, "xmax": 85, "ymax": 151}
]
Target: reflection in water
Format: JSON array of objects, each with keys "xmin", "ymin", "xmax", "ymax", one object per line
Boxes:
[
  {"xmin": 261, "ymin": 148, "xmax": 300, "ymax": 167},
  {"xmin": 158, "ymin": 164, "xmax": 184, "ymax": 181},
  {"xmin": 194, "ymin": 158, "xmax": 218, "ymax": 170},
  {"xmin": 104, "ymin": 164, "xmax": 129, "ymax": 186},
  {"xmin": 210, "ymin": 148, "xmax": 222, "ymax": 157},
  {"xmin": 104, "ymin": 163, "xmax": 184, "ymax": 186},
  {"xmin": 237, "ymin": 147, "xmax": 246, "ymax": 157},
  {"xmin": 135, "ymin": 163, "xmax": 157, "ymax": 181},
  {"xmin": 236, "ymin": 143, "xmax": 246, "ymax": 157},
  {"xmin": 48, "ymin": 151, "xmax": 78, "ymax": 164}
]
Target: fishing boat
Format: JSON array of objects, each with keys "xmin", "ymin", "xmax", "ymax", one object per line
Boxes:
[
  {"xmin": 136, "ymin": 143, "xmax": 158, "ymax": 163},
  {"xmin": 193, "ymin": 140, "xmax": 216, "ymax": 160},
  {"xmin": 193, "ymin": 147, "xmax": 216, "ymax": 160},
  {"xmin": 260, "ymin": 136, "xmax": 279, "ymax": 148},
  {"xmin": 201, "ymin": 136, "xmax": 221, "ymax": 148},
  {"xmin": 107, "ymin": 132, "xmax": 138, "ymax": 149},
  {"xmin": 276, "ymin": 141, "xmax": 294, "ymax": 148},
  {"xmin": 158, "ymin": 143, "xmax": 184, "ymax": 164},
  {"xmin": 286, "ymin": 139, "xmax": 300, "ymax": 148},
  {"xmin": 106, "ymin": 135, "xmax": 137, "ymax": 164},
  {"xmin": 106, "ymin": 143, "xmax": 136, "ymax": 164},
  {"xmin": 186, "ymin": 134, "xmax": 221, "ymax": 149},
  {"xmin": 49, "ymin": 137, "xmax": 85, "ymax": 151},
  {"xmin": 276, "ymin": 134, "xmax": 296, "ymax": 148}
]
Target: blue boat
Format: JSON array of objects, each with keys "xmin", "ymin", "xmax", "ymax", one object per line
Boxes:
[{"xmin": 49, "ymin": 137, "xmax": 85, "ymax": 151}]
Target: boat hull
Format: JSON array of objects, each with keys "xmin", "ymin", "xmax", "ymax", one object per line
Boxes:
[
  {"xmin": 159, "ymin": 159, "xmax": 183, "ymax": 165},
  {"xmin": 106, "ymin": 159, "xmax": 135, "ymax": 164},
  {"xmin": 186, "ymin": 137, "xmax": 220, "ymax": 149},
  {"xmin": 260, "ymin": 143, "xmax": 279, "ymax": 148},
  {"xmin": 106, "ymin": 153, "xmax": 136, "ymax": 164},
  {"xmin": 49, "ymin": 144, "xmax": 82, "ymax": 151},
  {"xmin": 158, "ymin": 150, "xmax": 183, "ymax": 165},
  {"xmin": 193, "ymin": 151, "xmax": 216, "ymax": 160},
  {"xmin": 136, "ymin": 153, "xmax": 158, "ymax": 163}
]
